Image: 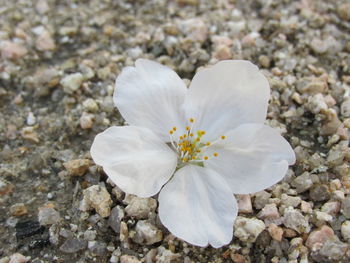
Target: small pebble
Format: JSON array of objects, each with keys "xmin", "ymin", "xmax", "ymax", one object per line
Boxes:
[
  {"xmin": 120, "ymin": 255, "xmax": 141, "ymax": 263},
  {"xmin": 309, "ymin": 185, "xmax": 330, "ymax": 202},
  {"xmin": 0, "ymin": 179, "xmax": 14, "ymax": 196},
  {"xmin": 267, "ymin": 223, "xmax": 283, "ymax": 241},
  {"xmin": 60, "ymin": 73, "xmax": 83, "ymax": 94},
  {"xmin": 132, "ymin": 220, "xmax": 163, "ymax": 245},
  {"xmin": 83, "ymin": 98, "xmax": 99, "ymax": 112},
  {"xmin": 234, "ymin": 216, "xmax": 265, "ymax": 242},
  {"xmin": 341, "ymin": 221, "xmax": 350, "ymax": 241},
  {"xmin": 341, "ymin": 99, "xmax": 350, "ymax": 118},
  {"xmin": 338, "ymin": 3, "xmax": 350, "ymax": 21},
  {"xmin": 1, "ymin": 41, "xmax": 28, "ymax": 60},
  {"xmin": 258, "ymin": 203, "xmax": 280, "ymax": 220},
  {"xmin": 283, "ymin": 207, "xmax": 310, "ymax": 234},
  {"xmin": 10, "ymin": 203, "xmax": 28, "ymax": 217},
  {"xmin": 125, "ymin": 196, "xmax": 157, "ymax": 219},
  {"xmin": 291, "ymin": 172, "xmax": 313, "ymax": 193},
  {"xmin": 9, "ymin": 253, "xmax": 29, "ymax": 263},
  {"xmin": 38, "ymin": 207, "xmax": 60, "ymax": 225},
  {"xmin": 80, "ymin": 112, "xmax": 94, "ymax": 129},
  {"xmin": 82, "ymin": 185, "xmax": 112, "ymax": 218},
  {"xmin": 36, "ymin": 31, "xmax": 56, "ymax": 51},
  {"xmin": 341, "ymin": 197, "xmax": 350, "ymax": 219},
  {"xmin": 88, "ymin": 241, "xmax": 107, "ymax": 256},
  {"xmin": 306, "ymin": 225, "xmax": 334, "ymax": 249},
  {"xmin": 26, "ymin": 112, "xmax": 36, "ymax": 126},
  {"xmin": 63, "ymin": 159, "xmax": 91, "ymax": 176},
  {"xmin": 253, "ymin": 191, "xmax": 271, "ymax": 209},
  {"xmin": 108, "ymin": 206, "xmax": 124, "ymax": 233},
  {"xmin": 237, "ymin": 194, "xmax": 253, "ymax": 213},
  {"xmin": 155, "ymin": 246, "xmax": 181, "ymax": 263},
  {"xmin": 21, "ymin": 127, "xmax": 39, "ymax": 143},
  {"xmin": 59, "ymin": 238, "xmax": 87, "ymax": 253}
]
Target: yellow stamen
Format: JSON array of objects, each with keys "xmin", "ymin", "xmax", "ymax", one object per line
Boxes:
[
  {"xmin": 206, "ymin": 142, "xmax": 211, "ymax": 146},
  {"xmin": 189, "ymin": 118, "xmax": 194, "ymax": 123},
  {"xmin": 173, "ymin": 126, "xmax": 177, "ymax": 131},
  {"xmin": 204, "ymin": 156, "xmax": 209, "ymax": 160},
  {"xmin": 192, "ymin": 156, "xmax": 196, "ymax": 160},
  {"xmin": 190, "ymin": 133, "xmax": 194, "ymax": 137},
  {"xmin": 183, "ymin": 134, "xmax": 187, "ymax": 138},
  {"xmin": 201, "ymin": 131, "xmax": 206, "ymax": 135},
  {"xmin": 186, "ymin": 126, "xmax": 190, "ymax": 131},
  {"xmin": 180, "ymin": 136, "xmax": 183, "ymax": 140},
  {"xmin": 213, "ymin": 153, "xmax": 218, "ymax": 157},
  {"xmin": 196, "ymin": 138, "xmax": 200, "ymax": 142},
  {"xmin": 169, "ymin": 130, "xmax": 174, "ymax": 135},
  {"xmin": 221, "ymin": 135, "xmax": 226, "ymax": 140}
]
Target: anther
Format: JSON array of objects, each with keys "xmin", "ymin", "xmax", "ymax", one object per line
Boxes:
[
  {"xmin": 213, "ymin": 153, "xmax": 219, "ymax": 157},
  {"xmin": 201, "ymin": 131, "xmax": 206, "ymax": 135},
  {"xmin": 221, "ymin": 135, "xmax": 226, "ymax": 140},
  {"xmin": 189, "ymin": 118, "xmax": 194, "ymax": 123},
  {"xmin": 206, "ymin": 142, "xmax": 211, "ymax": 146},
  {"xmin": 169, "ymin": 130, "xmax": 174, "ymax": 135},
  {"xmin": 204, "ymin": 156, "xmax": 209, "ymax": 160},
  {"xmin": 190, "ymin": 133, "xmax": 194, "ymax": 137},
  {"xmin": 173, "ymin": 127, "xmax": 177, "ymax": 131},
  {"xmin": 186, "ymin": 126, "xmax": 190, "ymax": 131}
]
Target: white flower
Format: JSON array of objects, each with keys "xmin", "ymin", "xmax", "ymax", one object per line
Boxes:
[{"xmin": 90, "ymin": 59, "xmax": 295, "ymax": 248}]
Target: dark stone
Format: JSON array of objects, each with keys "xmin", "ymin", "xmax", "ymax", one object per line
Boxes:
[
  {"xmin": 309, "ymin": 184, "xmax": 330, "ymax": 202},
  {"xmin": 255, "ymin": 230, "xmax": 271, "ymax": 247},
  {"xmin": 16, "ymin": 220, "xmax": 45, "ymax": 239},
  {"xmin": 28, "ymin": 234, "xmax": 50, "ymax": 249}
]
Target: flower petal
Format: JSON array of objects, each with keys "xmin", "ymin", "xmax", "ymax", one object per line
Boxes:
[
  {"xmin": 184, "ymin": 60, "xmax": 270, "ymax": 140},
  {"xmin": 204, "ymin": 123, "xmax": 295, "ymax": 194},
  {"xmin": 114, "ymin": 59, "xmax": 187, "ymax": 141},
  {"xmin": 90, "ymin": 126, "xmax": 177, "ymax": 197},
  {"xmin": 158, "ymin": 165, "xmax": 238, "ymax": 248}
]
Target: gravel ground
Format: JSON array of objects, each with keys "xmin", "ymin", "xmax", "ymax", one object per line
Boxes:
[{"xmin": 1, "ymin": 0, "xmax": 350, "ymax": 262}]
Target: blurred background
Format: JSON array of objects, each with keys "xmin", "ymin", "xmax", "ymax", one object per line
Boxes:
[{"xmin": 1, "ymin": 0, "xmax": 350, "ymax": 262}]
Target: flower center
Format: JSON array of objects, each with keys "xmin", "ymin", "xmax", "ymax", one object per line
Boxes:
[{"xmin": 168, "ymin": 118, "xmax": 225, "ymax": 166}]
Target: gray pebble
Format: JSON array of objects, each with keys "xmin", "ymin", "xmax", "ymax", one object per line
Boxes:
[
  {"xmin": 38, "ymin": 207, "xmax": 60, "ymax": 226},
  {"xmin": 283, "ymin": 207, "xmax": 310, "ymax": 233},
  {"xmin": 253, "ymin": 191, "xmax": 271, "ymax": 209},
  {"xmin": 59, "ymin": 238, "xmax": 87, "ymax": 253},
  {"xmin": 88, "ymin": 241, "xmax": 107, "ymax": 256},
  {"xmin": 291, "ymin": 172, "xmax": 313, "ymax": 193},
  {"xmin": 309, "ymin": 184, "xmax": 330, "ymax": 202},
  {"xmin": 108, "ymin": 206, "xmax": 124, "ymax": 234},
  {"xmin": 341, "ymin": 197, "xmax": 350, "ymax": 219}
]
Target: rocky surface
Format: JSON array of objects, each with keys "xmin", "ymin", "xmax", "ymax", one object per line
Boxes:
[{"xmin": 1, "ymin": 0, "xmax": 350, "ymax": 262}]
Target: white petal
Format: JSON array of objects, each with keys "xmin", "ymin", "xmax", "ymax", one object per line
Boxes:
[
  {"xmin": 158, "ymin": 165, "xmax": 238, "ymax": 248},
  {"xmin": 204, "ymin": 124, "xmax": 295, "ymax": 194},
  {"xmin": 114, "ymin": 59, "xmax": 187, "ymax": 141},
  {"xmin": 90, "ymin": 126, "xmax": 177, "ymax": 197},
  {"xmin": 184, "ymin": 60, "xmax": 270, "ymax": 141}
]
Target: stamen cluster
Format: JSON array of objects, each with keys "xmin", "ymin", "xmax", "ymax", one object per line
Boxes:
[{"xmin": 168, "ymin": 118, "xmax": 225, "ymax": 164}]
